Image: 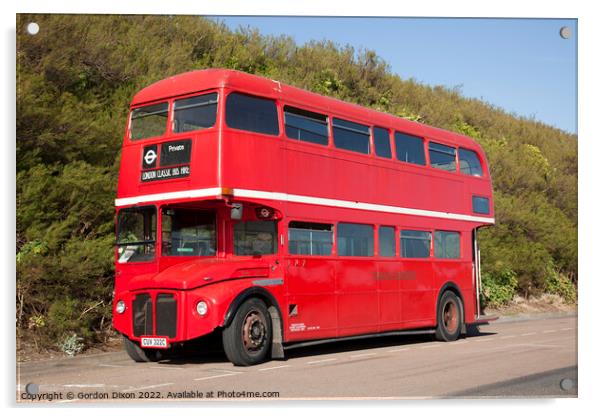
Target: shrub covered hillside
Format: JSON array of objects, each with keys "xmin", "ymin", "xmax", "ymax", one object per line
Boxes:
[{"xmin": 16, "ymin": 15, "xmax": 577, "ymax": 352}]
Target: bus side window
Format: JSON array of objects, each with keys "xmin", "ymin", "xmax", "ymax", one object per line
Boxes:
[
  {"xmin": 332, "ymin": 118, "xmax": 370, "ymax": 154},
  {"xmin": 373, "ymin": 127, "xmax": 392, "ymax": 158},
  {"xmin": 288, "ymin": 221, "xmax": 333, "ymax": 255},
  {"xmin": 378, "ymin": 226, "xmax": 395, "ymax": 257},
  {"xmin": 394, "ymin": 132, "xmax": 426, "ymax": 165},
  {"xmin": 434, "ymin": 231, "xmax": 461, "ymax": 259},
  {"xmin": 337, "ymin": 223, "xmax": 374, "ymax": 257},
  {"xmin": 284, "ymin": 106, "xmax": 329, "ymax": 146},
  {"xmin": 429, "ymin": 142, "xmax": 457, "ymax": 172},
  {"xmin": 459, "ymin": 148, "xmax": 484, "ymax": 177},
  {"xmin": 400, "ymin": 230, "xmax": 431, "ymax": 258}
]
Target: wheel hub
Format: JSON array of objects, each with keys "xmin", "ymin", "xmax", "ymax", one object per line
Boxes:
[
  {"xmin": 242, "ymin": 310, "xmax": 266, "ymax": 352},
  {"xmin": 442, "ymin": 301, "xmax": 459, "ymax": 333}
]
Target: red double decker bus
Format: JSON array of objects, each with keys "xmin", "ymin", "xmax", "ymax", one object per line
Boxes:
[{"xmin": 112, "ymin": 69, "xmax": 495, "ymax": 366}]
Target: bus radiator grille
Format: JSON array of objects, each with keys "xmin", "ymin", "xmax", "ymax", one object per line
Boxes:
[
  {"xmin": 156, "ymin": 294, "xmax": 177, "ymax": 338},
  {"xmin": 132, "ymin": 293, "xmax": 153, "ymax": 337}
]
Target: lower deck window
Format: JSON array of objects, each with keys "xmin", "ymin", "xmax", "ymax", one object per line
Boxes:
[
  {"xmin": 337, "ymin": 223, "xmax": 374, "ymax": 257},
  {"xmin": 378, "ymin": 226, "xmax": 395, "ymax": 257},
  {"xmin": 289, "ymin": 221, "xmax": 333, "ymax": 255},
  {"xmin": 234, "ymin": 220, "xmax": 277, "ymax": 255},
  {"xmin": 434, "ymin": 231, "xmax": 461, "ymax": 259},
  {"xmin": 400, "ymin": 230, "xmax": 431, "ymax": 258}
]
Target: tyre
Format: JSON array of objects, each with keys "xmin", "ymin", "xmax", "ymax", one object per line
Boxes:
[
  {"xmin": 434, "ymin": 291, "xmax": 463, "ymax": 342},
  {"xmin": 222, "ymin": 298, "xmax": 272, "ymax": 366},
  {"xmin": 123, "ymin": 335, "xmax": 162, "ymax": 362}
]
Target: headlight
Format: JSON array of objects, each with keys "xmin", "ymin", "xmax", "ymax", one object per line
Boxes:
[
  {"xmin": 196, "ymin": 301, "xmax": 208, "ymax": 316},
  {"xmin": 115, "ymin": 300, "xmax": 126, "ymax": 314}
]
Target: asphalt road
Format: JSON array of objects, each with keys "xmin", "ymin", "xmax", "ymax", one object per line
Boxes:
[{"xmin": 16, "ymin": 315, "xmax": 577, "ymax": 402}]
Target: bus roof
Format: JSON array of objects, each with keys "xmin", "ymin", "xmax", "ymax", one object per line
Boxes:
[{"xmin": 131, "ymin": 68, "xmax": 480, "ymax": 150}]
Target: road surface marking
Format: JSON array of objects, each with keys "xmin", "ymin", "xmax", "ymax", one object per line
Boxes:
[
  {"xmin": 350, "ymin": 352, "xmax": 377, "ymax": 358},
  {"xmin": 521, "ymin": 332, "xmax": 537, "ymax": 336},
  {"xmin": 475, "ymin": 338, "xmax": 493, "ymax": 342},
  {"xmin": 517, "ymin": 343, "xmax": 561, "ymax": 349},
  {"xmin": 122, "ymin": 383, "xmax": 174, "ymax": 392},
  {"xmin": 63, "ymin": 384, "xmax": 106, "ymax": 388},
  {"xmin": 211, "ymin": 369, "xmax": 242, "ymax": 374},
  {"xmin": 98, "ymin": 364, "xmax": 126, "ymax": 368},
  {"xmin": 258, "ymin": 365, "xmax": 291, "ymax": 372},
  {"xmin": 388, "ymin": 348, "xmax": 409, "ymax": 353},
  {"xmin": 149, "ymin": 366, "xmax": 183, "ymax": 370},
  {"xmin": 307, "ymin": 358, "xmax": 338, "ymax": 365},
  {"xmin": 560, "ymin": 328, "xmax": 573, "ymax": 331},
  {"xmin": 500, "ymin": 335, "xmax": 516, "ymax": 339},
  {"xmin": 543, "ymin": 330, "xmax": 558, "ymax": 334},
  {"xmin": 194, "ymin": 373, "xmax": 239, "ymax": 381}
]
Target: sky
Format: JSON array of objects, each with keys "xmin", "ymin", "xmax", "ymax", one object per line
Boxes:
[{"xmin": 211, "ymin": 17, "xmax": 577, "ymax": 135}]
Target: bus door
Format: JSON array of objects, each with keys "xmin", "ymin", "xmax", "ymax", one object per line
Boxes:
[{"xmin": 285, "ymin": 221, "xmax": 337, "ymax": 340}]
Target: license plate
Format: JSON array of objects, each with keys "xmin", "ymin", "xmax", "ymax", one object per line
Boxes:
[{"xmin": 140, "ymin": 337, "xmax": 169, "ymax": 349}]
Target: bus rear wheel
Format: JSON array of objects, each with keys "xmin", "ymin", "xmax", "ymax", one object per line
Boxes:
[
  {"xmin": 123, "ymin": 335, "xmax": 162, "ymax": 362},
  {"xmin": 434, "ymin": 291, "xmax": 463, "ymax": 342},
  {"xmin": 222, "ymin": 298, "xmax": 272, "ymax": 366}
]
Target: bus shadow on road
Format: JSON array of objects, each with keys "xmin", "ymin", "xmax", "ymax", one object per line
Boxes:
[
  {"xmin": 283, "ymin": 326, "xmax": 497, "ymax": 361},
  {"xmin": 154, "ymin": 325, "xmax": 498, "ymax": 366}
]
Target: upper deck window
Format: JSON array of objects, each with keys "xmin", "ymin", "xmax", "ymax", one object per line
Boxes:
[
  {"xmin": 429, "ymin": 142, "xmax": 457, "ymax": 172},
  {"xmin": 284, "ymin": 106, "xmax": 329, "ymax": 146},
  {"xmin": 130, "ymin": 102, "xmax": 168, "ymax": 141},
  {"xmin": 173, "ymin": 93, "xmax": 218, "ymax": 133},
  {"xmin": 394, "ymin": 132, "xmax": 426, "ymax": 165},
  {"xmin": 226, "ymin": 92, "xmax": 279, "ymax": 136},
  {"xmin": 459, "ymin": 148, "xmax": 484, "ymax": 177},
  {"xmin": 332, "ymin": 118, "xmax": 370, "ymax": 154},
  {"xmin": 373, "ymin": 127, "xmax": 392, "ymax": 158}
]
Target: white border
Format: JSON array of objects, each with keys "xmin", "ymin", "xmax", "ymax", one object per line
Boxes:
[{"xmin": 115, "ymin": 187, "xmax": 495, "ymax": 224}]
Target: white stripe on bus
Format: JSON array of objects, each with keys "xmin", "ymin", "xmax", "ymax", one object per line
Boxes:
[{"xmin": 115, "ymin": 187, "xmax": 495, "ymax": 224}]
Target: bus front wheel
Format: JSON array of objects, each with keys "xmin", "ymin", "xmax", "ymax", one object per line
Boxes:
[
  {"xmin": 434, "ymin": 291, "xmax": 463, "ymax": 342},
  {"xmin": 123, "ymin": 335, "xmax": 162, "ymax": 362},
  {"xmin": 222, "ymin": 297, "xmax": 272, "ymax": 366}
]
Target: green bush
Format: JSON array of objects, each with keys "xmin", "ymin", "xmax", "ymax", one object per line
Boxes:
[
  {"xmin": 544, "ymin": 271, "xmax": 577, "ymax": 304},
  {"xmin": 481, "ymin": 269, "xmax": 518, "ymax": 309}
]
